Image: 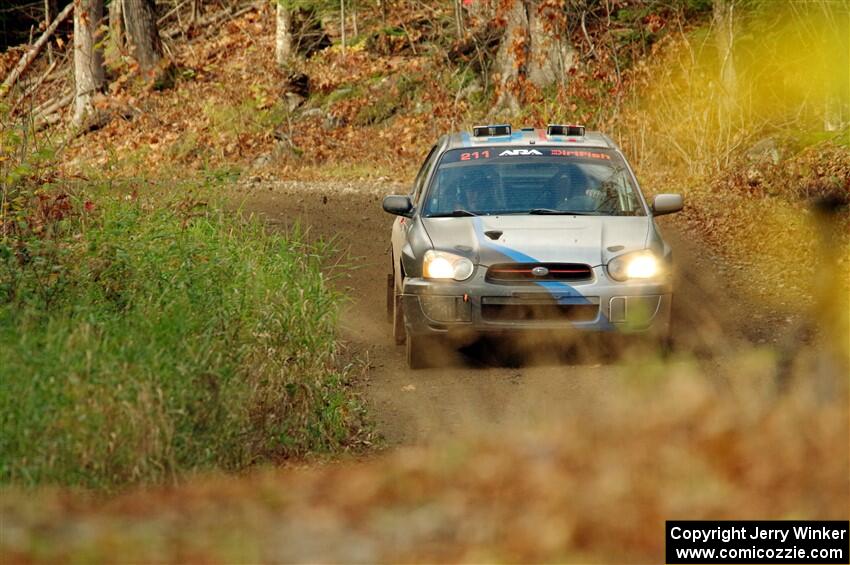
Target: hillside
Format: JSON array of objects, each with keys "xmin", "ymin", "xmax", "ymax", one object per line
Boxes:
[{"xmin": 10, "ymin": 0, "xmax": 846, "ymax": 306}]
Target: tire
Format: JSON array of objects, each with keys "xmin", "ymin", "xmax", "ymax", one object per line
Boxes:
[
  {"xmin": 385, "ymin": 273, "xmax": 394, "ymax": 324},
  {"xmin": 392, "ymin": 286, "xmax": 406, "ymax": 346},
  {"xmin": 406, "ymin": 334, "xmax": 436, "ymax": 370},
  {"xmin": 657, "ymin": 321, "xmax": 674, "ymax": 358},
  {"xmin": 657, "ymin": 298, "xmax": 674, "ymax": 358}
]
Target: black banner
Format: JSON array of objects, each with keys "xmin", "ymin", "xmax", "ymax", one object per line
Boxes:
[
  {"xmin": 440, "ymin": 146, "xmax": 616, "ymax": 164},
  {"xmin": 666, "ymin": 521, "xmax": 849, "ymax": 564}
]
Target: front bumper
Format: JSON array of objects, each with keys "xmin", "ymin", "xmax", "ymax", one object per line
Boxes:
[{"xmin": 402, "ymin": 265, "xmax": 671, "ymax": 337}]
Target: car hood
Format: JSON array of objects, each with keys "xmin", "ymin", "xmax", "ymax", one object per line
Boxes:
[{"xmin": 421, "ymin": 215, "xmax": 651, "ymax": 266}]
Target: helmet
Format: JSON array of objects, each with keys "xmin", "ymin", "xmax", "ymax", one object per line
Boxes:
[{"xmin": 456, "ymin": 168, "xmax": 501, "ymax": 211}]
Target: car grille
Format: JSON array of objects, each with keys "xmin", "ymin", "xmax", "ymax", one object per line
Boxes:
[
  {"xmin": 480, "ymin": 299, "xmax": 598, "ymax": 322},
  {"xmin": 486, "ymin": 263, "xmax": 593, "ymax": 283}
]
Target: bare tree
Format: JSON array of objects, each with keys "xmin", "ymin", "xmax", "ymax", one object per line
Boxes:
[
  {"xmin": 713, "ymin": 0, "xmax": 737, "ymax": 113},
  {"xmin": 44, "ymin": 0, "xmax": 58, "ymax": 63},
  {"xmin": 491, "ymin": 0, "xmax": 574, "ymax": 114},
  {"xmin": 108, "ymin": 0, "xmax": 127, "ymax": 57},
  {"xmin": 122, "ymin": 0, "xmax": 163, "ymax": 71},
  {"xmin": 73, "ymin": 0, "xmax": 105, "ymax": 127},
  {"xmin": 340, "ymin": 0, "xmax": 346, "ymax": 53},
  {"xmin": 1, "ymin": 1, "xmax": 74, "ymax": 98},
  {"xmin": 454, "ymin": 0, "xmax": 464, "ymax": 38},
  {"xmin": 493, "ymin": 1, "xmax": 529, "ymax": 114},
  {"xmin": 275, "ymin": 0, "xmax": 292, "ymax": 66},
  {"xmin": 379, "ymin": 0, "xmax": 387, "ymax": 28}
]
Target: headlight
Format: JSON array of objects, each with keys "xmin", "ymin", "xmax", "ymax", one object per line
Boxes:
[
  {"xmin": 422, "ymin": 250, "xmax": 475, "ymax": 281},
  {"xmin": 607, "ymin": 250, "xmax": 661, "ymax": 281}
]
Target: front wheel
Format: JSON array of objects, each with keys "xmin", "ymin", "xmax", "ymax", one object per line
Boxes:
[
  {"xmin": 392, "ymin": 287, "xmax": 406, "ymax": 345},
  {"xmin": 657, "ymin": 332, "xmax": 673, "ymax": 358},
  {"xmin": 406, "ymin": 334, "xmax": 440, "ymax": 370},
  {"xmin": 385, "ymin": 273, "xmax": 394, "ymax": 324}
]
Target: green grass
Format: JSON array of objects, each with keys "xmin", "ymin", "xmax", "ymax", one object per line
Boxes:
[
  {"xmin": 354, "ymin": 75, "xmax": 420, "ymax": 126},
  {"xmin": 203, "ymin": 94, "xmax": 289, "ymax": 138},
  {"xmin": 0, "ymin": 185, "xmax": 361, "ymax": 489},
  {"xmin": 324, "ymin": 85, "xmax": 364, "ymax": 106}
]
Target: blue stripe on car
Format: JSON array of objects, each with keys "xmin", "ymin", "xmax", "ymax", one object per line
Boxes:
[{"xmin": 472, "ymin": 217, "xmax": 614, "ymax": 330}]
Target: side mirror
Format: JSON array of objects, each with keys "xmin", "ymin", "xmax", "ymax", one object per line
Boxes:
[
  {"xmin": 382, "ymin": 195, "xmax": 414, "ymax": 217},
  {"xmin": 652, "ymin": 193, "xmax": 684, "ymax": 216}
]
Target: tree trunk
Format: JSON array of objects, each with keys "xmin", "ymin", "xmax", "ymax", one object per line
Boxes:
[
  {"xmin": 44, "ymin": 0, "xmax": 58, "ymax": 63},
  {"xmin": 493, "ymin": 1, "xmax": 528, "ymax": 113},
  {"xmin": 122, "ymin": 0, "xmax": 162, "ymax": 71},
  {"xmin": 340, "ymin": 0, "xmax": 346, "ymax": 53},
  {"xmin": 823, "ymin": 95, "xmax": 844, "ymax": 132},
  {"xmin": 492, "ymin": 0, "xmax": 574, "ymax": 114},
  {"xmin": 526, "ymin": 1, "xmax": 573, "ymax": 91},
  {"xmin": 275, "ymin": 1, "xmax": 292, "ymax": 66},
  {"xmin": 73, "ymin": 0, "xmax": 105, "ymax": 127},
  {"xmin": 713, "ymin": 0, "xmax": 737, "ymax": 113},
  {"xmin": 1, "ymin": 1, "xmax": 74, "ymax": 98},
  {"xmin": 109, "ymin": 0, "xmax": 126, "ymax": 57}
]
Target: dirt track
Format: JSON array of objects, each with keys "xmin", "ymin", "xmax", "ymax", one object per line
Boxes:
[{"xmin": 238, "ymin": 180, "xmax": 778, "ymax": 446}]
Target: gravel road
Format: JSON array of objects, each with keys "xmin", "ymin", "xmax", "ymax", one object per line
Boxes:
[{"xmin": 237, "ymin": 179, "xmax": 785, "ymax": 446}]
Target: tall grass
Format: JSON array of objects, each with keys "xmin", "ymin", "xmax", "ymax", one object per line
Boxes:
[
  {"xmin": 601, "ymin": 0, "xmax": 850, "ymax": 309},
  {"xmin": 0, "ymin": 187, "xmax": 361, "ymax": 489},
  {"xmin": 614, "ymin": 0, "xmax": 849, "ymax": 176}
]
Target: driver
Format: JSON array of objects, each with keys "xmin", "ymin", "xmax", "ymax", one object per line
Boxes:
[
  {"xmin": 454, "ymin": 169, "xmax": 501, "ymax": 213},
  {"xmin": 542, "ymin": 164, "xmax": 610, "ymax": 212}
]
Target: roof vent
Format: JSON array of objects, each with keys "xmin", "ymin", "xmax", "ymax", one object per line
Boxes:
[
  {"xmin": 547, "ymin": 124, "xmax": 585, "ymax": 137},
  {"xmin": 473, "ymin": 124, "xmax": 511, "ymax": 137}
]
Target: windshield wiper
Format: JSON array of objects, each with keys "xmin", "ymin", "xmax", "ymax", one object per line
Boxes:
[
  {"xmin": 528, "ymin": 208, "xmax": 596, "ymax": 215},
  {"xmin": 427, "ymin": 209, "xmax": 478, "ymax": 217}
]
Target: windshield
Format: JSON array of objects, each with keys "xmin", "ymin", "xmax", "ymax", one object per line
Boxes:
[{"xmin": 422, "ymin": 147, "xmax": 645, "ymax": 217}]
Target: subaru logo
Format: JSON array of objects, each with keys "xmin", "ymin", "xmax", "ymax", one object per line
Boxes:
[{"xmin": 531, "ymin": 266, "xmax": 549, "ymax": 277}]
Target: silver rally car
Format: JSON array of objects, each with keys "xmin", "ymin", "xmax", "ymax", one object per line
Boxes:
[{"xmin": 383, "ymin": 124, "xmax": 684, "ymax": 368}]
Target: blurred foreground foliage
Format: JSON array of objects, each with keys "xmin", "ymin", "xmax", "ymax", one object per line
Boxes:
[{"xmin": 1, "ymin": 363, "xmax": 847, "ymax": 562}]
